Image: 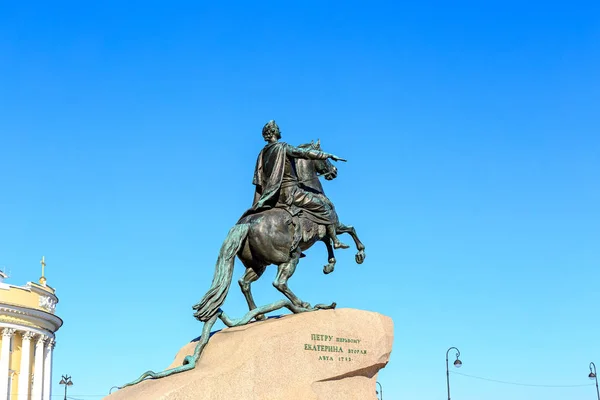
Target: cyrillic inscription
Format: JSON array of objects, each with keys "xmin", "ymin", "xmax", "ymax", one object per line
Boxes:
[{"xmin": 304, "ymin": 333, "xmax": 367, "ymax": 362}]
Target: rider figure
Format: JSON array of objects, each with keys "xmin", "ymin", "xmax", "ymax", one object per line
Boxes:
[{"xmin": 242, "ymin": 120, "xmax": 349, "ymax": 250}]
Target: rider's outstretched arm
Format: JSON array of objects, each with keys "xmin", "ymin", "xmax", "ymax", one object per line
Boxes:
[{"xmin": 284, "ymin": 143, "xmax": 333, "ymax": 161}]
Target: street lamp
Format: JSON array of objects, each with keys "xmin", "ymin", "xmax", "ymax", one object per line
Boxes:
[
  {"xmin": 589, "ymin": 362, "xmax": 599, "ymax": 400},
  {"xmin": 446, "ymin": 347, "xmax": 462, "ymax": 400},
  {"xmin": 59, "ymin": 374, "xmax": 73, "ymax": 400},
  {"xmin": 376, "ymin": 381, "xmax": 383, "ymax": 400}
]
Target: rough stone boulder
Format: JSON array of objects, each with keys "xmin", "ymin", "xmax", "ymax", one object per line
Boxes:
[{"xmin": 105, "ymin": 308, "xmax": 394, "ymax": 400}]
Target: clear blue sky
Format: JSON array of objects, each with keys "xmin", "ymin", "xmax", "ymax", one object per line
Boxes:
[{"xmin": 1, "ymin": 1, "xmax": 599, "ymax": 399}]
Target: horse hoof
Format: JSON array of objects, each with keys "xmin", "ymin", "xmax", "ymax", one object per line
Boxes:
[
  {"xmin": 323, "ymin": 264, "xmax": 335, "ymax": 274},
  {"xmin": 255, "ymin": 314, "xmax": 266, "ymax": 321},
  {"xmin": 355, "ymin": 251, "xmax": 366, "ymax": 264}
]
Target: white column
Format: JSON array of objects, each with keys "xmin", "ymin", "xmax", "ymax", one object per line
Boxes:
[
  {"xmin": 42, "ymin": 338, "xmax": 54, "ymax": 400},
  {"xmin": 18, "ymin": 331, "xmax": 35, "ymax": 400},
  {"xmin": 31, "ymin": 335, "xmax": 46, "ymax": 400},
  {"xmin": 8, "ymin": 370, "xmax": 17, "ymax": 399},
  {"xmin": 0, "ymin": 328, "xmax": 16, "ymax": 399}
]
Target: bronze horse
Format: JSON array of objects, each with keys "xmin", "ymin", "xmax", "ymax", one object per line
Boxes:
[{"xmin": 193, "ymin": 141, "xmax": 365, "ymax": 322}]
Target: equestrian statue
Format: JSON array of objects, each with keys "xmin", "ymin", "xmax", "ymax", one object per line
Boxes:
[
  {"xmin": 193, "ymin": 120, "xmax": 366, "ymax": 322},
  {"xmin": 116, "ymin": 120, "xmax": 366, "ymax": 389}
]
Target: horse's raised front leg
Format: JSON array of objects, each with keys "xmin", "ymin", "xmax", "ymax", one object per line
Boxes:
[
  {"xmin": 337, "ymin": 223, "xmax": 366, "ymax": 264},
  {"xmin": 238, "ymin": 266, "xmax": 266, "ymax": 321},
  {"xmin": 322, "ymin": 238, "xmax": 336, "ymax": 274},
  {"xmin": 273, "ymin": 254, "xmax": 310, "ymax": 309}
]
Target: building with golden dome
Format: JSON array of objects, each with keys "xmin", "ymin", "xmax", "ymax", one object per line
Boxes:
[{"xmin": 0, "ymin": 257, "xmax": 63, "ymax": 400}]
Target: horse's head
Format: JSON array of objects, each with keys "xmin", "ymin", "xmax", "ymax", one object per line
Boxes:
[{"xmin": 307, "ymin": 139, "xmax": 337, "ymax": 180}]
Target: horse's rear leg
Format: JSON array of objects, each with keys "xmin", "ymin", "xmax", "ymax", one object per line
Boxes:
[
  {"xmin": 337, "ymin": 223, "xmax": 366, "ymax": 264},
  {"xmin": 322, "ymin": 238, "xmax": 336, "ymax": 274},
  {"xmin": 273, "ymin": 254, "xmax": 310, "ymax": 309},
  {"xmin": 238, "ymin": 266, "xmax": 266, "ymax": 321}
]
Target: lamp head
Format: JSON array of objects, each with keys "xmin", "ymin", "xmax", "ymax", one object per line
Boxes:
[{"xmin": 59, "ymin": 375, "xmax": 73, "ymax": 386}]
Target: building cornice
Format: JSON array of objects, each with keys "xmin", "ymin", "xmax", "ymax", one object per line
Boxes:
[{"xmin": 0, "ymin": 303, "xmax": 63, "ymax": 333}]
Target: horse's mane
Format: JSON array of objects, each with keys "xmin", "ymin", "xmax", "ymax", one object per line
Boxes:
[{"xmin": 298, "ymin": 141, "xmax": 322, "ymax": 151}]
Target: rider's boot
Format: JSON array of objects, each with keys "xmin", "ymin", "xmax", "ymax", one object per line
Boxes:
[{"xmin": 327, "ymin": 225, "xmax": 349, "ymax": 249}]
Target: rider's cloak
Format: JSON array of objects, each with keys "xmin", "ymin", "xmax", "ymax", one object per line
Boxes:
[{"xmin": 244, "ymin": 141, "xmax": 288, "ymax": 216}]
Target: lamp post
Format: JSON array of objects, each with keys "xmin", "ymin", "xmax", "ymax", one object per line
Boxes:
[
  {"xmin": 590, "ymin": 362, "xmax": 599, "ymax": 400},
  {"xmin": 446, "ymin": 347, "xmax": 462, "ymax": 400},
  {"xmin": 376, "ymin": 381, "xmax": 383, "ymax": 400},
  {"xmin": 59, "ymin": 374, "xmax": 73, "ymax": 400}
]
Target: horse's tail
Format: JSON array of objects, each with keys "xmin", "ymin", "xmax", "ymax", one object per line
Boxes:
[{"xmin": 192, "ymin": 223, "xmax": 250, "ymax": 322}]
